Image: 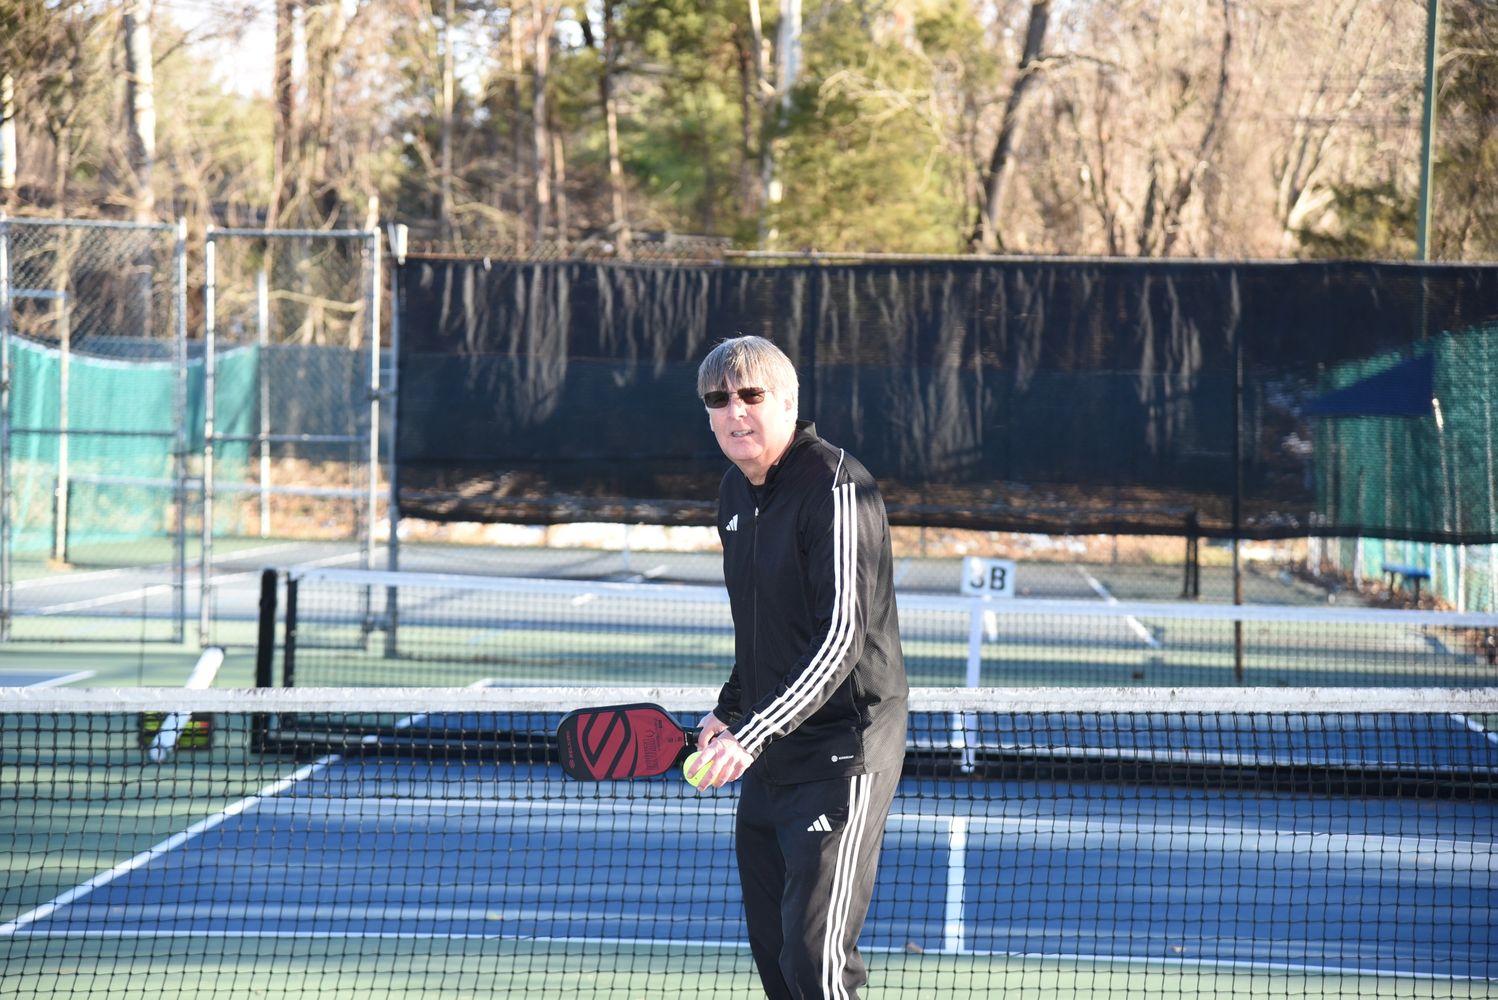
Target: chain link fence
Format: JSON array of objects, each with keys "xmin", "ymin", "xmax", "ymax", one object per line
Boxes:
[
  {"xmin": 3, "ymin": 219, "xmax": 1492, "ymax": 648},
  {"xmin": 199, "ymin": 228, "xmax": 382, "ymax": 639},
  {"xmin": 0, "ymin": 217, "xmax": 189, "ymax": 641},
  {"xmin": 0, "ymin": 218, "xmax": 382, "ymax": 645}
]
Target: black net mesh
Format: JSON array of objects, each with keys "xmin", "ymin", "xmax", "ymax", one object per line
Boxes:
[
  {"xmin": 2, "ymin": 689, "xmax": 1495, "ymax": 998},
  {"xmin": 395, "ymin": 259, "xmax": 1498, "ymax": 542}
]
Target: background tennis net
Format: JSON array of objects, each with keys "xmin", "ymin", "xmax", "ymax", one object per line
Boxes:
[
  {"xmin": 2, "ymin": 686, "xmax": 1495, "ymax": 999},
  {"xmin": 273, "ymin": 567, "xmax": 1498, "ymax": 689}
]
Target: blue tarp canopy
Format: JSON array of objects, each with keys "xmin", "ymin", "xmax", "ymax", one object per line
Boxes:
[{"xmin": 1304, "ymin": 353, "xmax": 1434, "ymax": 419}]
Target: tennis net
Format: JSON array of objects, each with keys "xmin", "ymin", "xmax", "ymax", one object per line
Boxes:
[
  {"xmin": 271, "ymin": 567, "xmax": 1498, "ymax": 689},
  {"xmin": 2, "ymin": 685, "xmax": 1495, "ymax": 998}
]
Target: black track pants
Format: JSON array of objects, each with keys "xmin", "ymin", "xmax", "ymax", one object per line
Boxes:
[{"xmin": 735, "ymin": 768, "xmax": 901, "ymax": 1000}]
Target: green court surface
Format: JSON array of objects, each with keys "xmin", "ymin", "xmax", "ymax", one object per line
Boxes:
[
  {"xmin": 0, "ymin": 643, "xmax": 261, "ymax": 689},
  {"xmin": 8, "ymin": 941, "xmax": 1494, "ymax": 999}
]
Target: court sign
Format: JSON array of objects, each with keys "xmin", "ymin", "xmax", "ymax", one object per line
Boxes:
[{"xmin": 961, "ymin": 557, "xmax": 1016, "ymax": 598}]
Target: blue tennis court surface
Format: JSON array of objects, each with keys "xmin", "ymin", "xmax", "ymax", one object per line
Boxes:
[{"xmin": 6, "ymin": 739, "xmax": 1496, "ymax": 984}]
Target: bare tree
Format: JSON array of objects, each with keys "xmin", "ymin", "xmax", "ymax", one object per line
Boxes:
[
  {"xmin": 580, "ymin": 1, "xmax": 631, "ymax": 254},
  {"xmin": 1239, "ymin": 0, "xmax": 1407, "ymax": 253},
  {"xmin": 758, "ymin": 0, "xmax": 801, "ymax": 244},
  {"xmin": 971, "ymin": 0, "xmax": 1049, "ymax": 253},
  {"xmin": 270, "ymin": 0, "xmax": 298, "ymax": 225},
  {"xmin": 1139, "ymin": 0, "xmax": 1232, "ymax": 256},
  {"xmin": 122, "ymin": 0, "xmax": 156, "ymax": 222},
  {"xmin": 1, "ymin": 72, "xmax": 15, "ymax": 210},
  {"xmin": 732, "ymin": 10, "xmax": 765, "ymax": 216},
  {"xmin": 1040, "ymin": 0, "xmax": 1235, "ymax": 257},
  {"xmin": 530, "ymin": 1, "xmax": 560, "ymax": 242},
  {"xmin": 438, "ymin": 0, "xmax": 456, "ymax": 239},
  {"xmin": 0, "ymin": 0, "xmax": 64, "ymax": 211}
]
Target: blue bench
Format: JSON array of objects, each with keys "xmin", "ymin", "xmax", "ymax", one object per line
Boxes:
[{"xmin": 1382, "ymin": 563, "xmax": 1430, "ymax": 601}]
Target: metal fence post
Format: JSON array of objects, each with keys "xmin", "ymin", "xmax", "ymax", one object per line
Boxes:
[
  {"xmin": 364, "ymin": 225, "xmax": 381, "ymax": 575},
  {"xmin": 200, "ymin": 230, "xmax": 218, "ymax": 644},
  {"xmin": 173, "ymin": 218, "xmax": 188, "ymax": 643},
  {"xmin": 0, "ymin": 213, "xmax": 11, "ymax": 640},
  {"xmin": 383, "ymin": 223, "xmax": 406, "ymax": 658}
]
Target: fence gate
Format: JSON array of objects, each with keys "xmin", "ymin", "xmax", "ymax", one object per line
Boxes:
[
  {"xmin": 0, "ymin": 216, "xmax": 189, "ymax": 641},
  {"xmin": 199, "ymin": 227, "xmax": 382, "ymax": 641}
]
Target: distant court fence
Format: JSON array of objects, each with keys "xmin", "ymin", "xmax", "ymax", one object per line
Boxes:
[
  {"xmin": 0, "ymin": 216, "xmax": 190, "ymax": 642},
  {"xmin": 3, "ymin": 219, "xmax": 1497, "ymax": 646},
  {"xmin": 200, "ymin": 226, "xmax": 383, "ymax": 638},
  {"xmin": 0, "ymin": 217, "xmax": 381, "ymax": 644}
]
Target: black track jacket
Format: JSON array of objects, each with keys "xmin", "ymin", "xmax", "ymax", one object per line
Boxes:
[{"xmin": 712, "ymin": 421, "xmax": 908, "ymax": 785}]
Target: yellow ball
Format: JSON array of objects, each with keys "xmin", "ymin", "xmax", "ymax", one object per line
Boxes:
[{"xmin": 683, "ymin": 750, "xmax": 712, "ymax": 788}]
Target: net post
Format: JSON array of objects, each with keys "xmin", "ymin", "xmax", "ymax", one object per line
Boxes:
[
  {"xmin": 383, "ymin": 579, "xmax": 399, "ymax": 659},
  {"xmin": 1182, "ymin": 510, "xmax": 1201, "ymax": 599},
  {"xmin": 251, "ymin": 569, "xmax": 278, "ymax": 751},
  {"xmin": 283, "ymin": 574, "xmax": 299, "ymax": 688},
  {"xmin": 382, "ymin": 223, "xmax": 406, "ymax": 659},
  {"xmin": 255, "ymin": 570, "xmax": 278, "ymax": 688},
  {"xmin": 957, "ymin": 601, "xmax": 985, "ymax": 772}
]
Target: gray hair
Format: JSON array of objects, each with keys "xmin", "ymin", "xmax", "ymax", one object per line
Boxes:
[{"xmin": 696, "ymin": 336, "xmax": 799, "ymax": 411}]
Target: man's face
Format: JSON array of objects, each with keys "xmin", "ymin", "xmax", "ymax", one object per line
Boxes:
[{"xmin": 707, "ymin": 377, "xmax": 798, "ymax": 485}]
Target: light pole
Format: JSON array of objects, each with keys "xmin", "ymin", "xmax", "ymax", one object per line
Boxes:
[{"xmin": 1417, "ymin": 0, "xmax": 1498, "ymax": 259}]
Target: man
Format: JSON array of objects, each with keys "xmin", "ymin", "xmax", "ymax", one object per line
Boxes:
[{"xmin": 688, "ymin": 335, "xmax": 908, "ymax": 1000}]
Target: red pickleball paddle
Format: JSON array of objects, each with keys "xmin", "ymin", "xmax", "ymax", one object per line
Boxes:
[{"xmin": 556, "ymin": 703, "xmax": 700, "ymax": 780}]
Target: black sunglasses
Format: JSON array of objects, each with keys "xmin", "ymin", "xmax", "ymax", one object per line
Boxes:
[{"xmin": 702, "ymin": 387, "xmax": 768, "ymax": 409}]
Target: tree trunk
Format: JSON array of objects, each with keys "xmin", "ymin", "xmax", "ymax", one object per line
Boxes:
[
  {"xmin": 302, "ymin": 0, "xmax": 346, "ymax": 226},
  {"xmin": 551, "ymin": 129, "xmax": 567, "ymax": 239},
  {"xmin": 508, "ymin": 13, "xmax": 525, "ymax": 226},
  {"xmin": 971, "ymin": 0, "xmax": 1049, "ymax": 253},
  {"xmin": 1149, "ymin": 0, "xmax": 1232, "ymax": 256},
  {"xmin": 595, "ymin": 1, "xmax": 630, "ymax": 255},
  {"xmin": 0, "ymin": 73, "xmax": 16, "ymax": 210},
  {"xmin": 733, "ymin": 22, "xmax": 760, "ymax": 215},
  {"xmin": 270, "ymin": 0, "xmax": 298, "ymax": 225},
  {"xmin": 530, "ymin": 1, "xmax": 557, "ymax": 244},
  {"xmin": 122, "ymin": 0, "xmax": 156, "ymax": 223},
  {"xmin": 438, "ymin": 0, "xmax": 455, "ymax": 240},
  {"xmin": 759, "ymin": 0, "xmax": 801, "ymax": 244},
  {"xmin": 122, "ymin": 0, "xmax": 157, "ymax": 337}
]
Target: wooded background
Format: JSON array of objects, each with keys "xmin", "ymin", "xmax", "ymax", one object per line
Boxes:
[{"xmin": 1, "ymin": 0, "xmax": 1494, "ymax": 261}]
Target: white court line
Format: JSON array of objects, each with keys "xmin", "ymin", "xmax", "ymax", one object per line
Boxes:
[
  {"xmin": 1454, "ymin": 713, "xmax": 1498, "ymax": 746},
  {"xmin": 0, "ymin": 754, "xmax": 345, "ymax": 937},
  {"xmin": 0, "ymin": 573, "xmax": 441, "ymax": 936},
  {"xmin": 146, "ymin": 648, "xmax": 226, "ymax": 764},
  {"xmin": 12, "ymin": 566, "xmax": 147, "ymax": 591},
  {"xmin": 3, "ymin": 788, "xmax": 1480, "ymax": 981},
  {"xmin": 30, "ymin": 584, "xmax": 175, "ymax": 615},
  {"xmin": 10, "ymin": 541, "xmax": 329, "ymax": 592},
  {"xmin": 1074, "ymin": 566, "xmax": 1160, "ymax": 648},
  {"xmin": 24, "ymin": 550, "xmax": 368, "ymax": 617},
  {"xmin": 23, "ymin": 671, "xmax": 96, "ymax": 688},
  {"xmin": 204, "ymin": 549, "xmax": 370, "ymax": 586}
]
